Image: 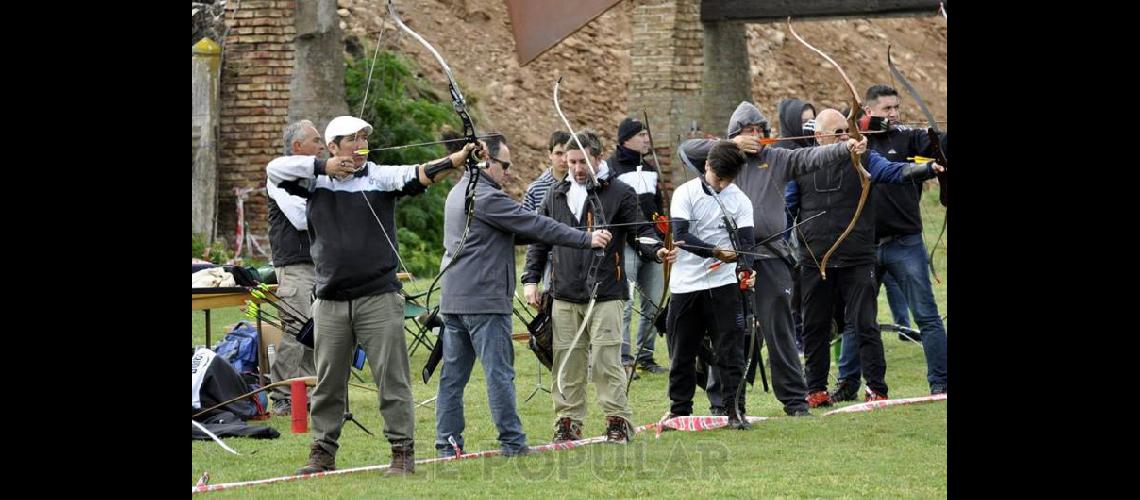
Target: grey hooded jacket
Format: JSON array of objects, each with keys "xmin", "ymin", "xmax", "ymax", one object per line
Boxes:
[{"xmin": 678, "ymin": 101, "xmax": 850, "ymax": 261}]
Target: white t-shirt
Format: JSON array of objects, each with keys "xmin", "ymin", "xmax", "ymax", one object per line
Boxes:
[
  {"xmin": 567, "ymin": 181, "xmax": 588, "ymax": 222},
  {"xmin": 669, "ymin": 177, "xmax": 754, "ymax": 294}
]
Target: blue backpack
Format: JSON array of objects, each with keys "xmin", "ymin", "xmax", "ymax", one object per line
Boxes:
[{"xmin": 214, "ymin": 321, "xmax": 259, "ymax": 373}]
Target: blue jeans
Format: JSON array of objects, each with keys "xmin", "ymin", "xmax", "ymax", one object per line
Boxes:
[
  {"xmin": 883, "ymin": 272, "xmax": 911, "ymax": 327},
  {"xmin": 621, "ymin": 244, "xmax": 664, "ymax": 365},
  {"xmin": 435, "ymin": 314, "xmax": 527, "ymax": 456},
  {"xmin": 837, "ymin": 233, "xmax": 948, "ymax": 388}
]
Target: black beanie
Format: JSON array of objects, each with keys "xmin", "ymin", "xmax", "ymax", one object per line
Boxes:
[{"xmin": 617, "ymin": 117, "xmax": 645, "ymax": 145}]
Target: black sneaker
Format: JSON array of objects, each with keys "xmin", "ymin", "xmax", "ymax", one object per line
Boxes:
[
  {"xmin": 830, "ymin": 379, "xmax": 860, "ymax": 402},
  {"xmin": 552, "ymin": 417, "xmax": 582, "ymax": 443},
  {"xmin": 709, "ymin": 406, "xmax": 727, "ymax": 416},
  {"xmin": 897, "ymin": 326, "xmax": 922, "ymax": 342},
  {"xmin": 727, "ymin": 406, "xmax": 751, "ymax": 430},
  {"xmin": 502, "ymin": 446, "xmax": 530, "ymax": 457},
  {"xmin": 604, "ymin": 416, "xmax": 633, "ymax": 444},
  {"xmin": 930, "ymin": 384, "xmax": 947, "ymax": 395},
  {"xmin": 786, "ymin": 407, "xmax": 812, "ymax": 417},
  {"xmin": 637, "ymin": 361, "xmax": 668, "ymax": 374}
]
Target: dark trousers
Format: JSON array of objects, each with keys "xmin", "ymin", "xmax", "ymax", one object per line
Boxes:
[
  {"xmin": 667, "ymin": 283, "xmax": 745, "ymax": 415},
  {"xmin": 707, "ymin": 259, "xmax": 809, "ymax": 413},
  {"xmin": 800, "ymin": 264, "xmax": 888, "ymax": 395}
]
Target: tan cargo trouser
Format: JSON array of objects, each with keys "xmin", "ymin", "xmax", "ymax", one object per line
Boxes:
[{"xmin": 551, "ymin": 299, "xmax": 632, "ymax": 425}]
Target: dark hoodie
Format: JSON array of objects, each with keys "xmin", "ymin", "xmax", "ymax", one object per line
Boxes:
[
  {"xmin": 680, "ymin": 101, "xmax": 851, "ymax": 262},
  {"xmin": 773, "ymin": 99, "xmax": 817, "ymax": 149}
]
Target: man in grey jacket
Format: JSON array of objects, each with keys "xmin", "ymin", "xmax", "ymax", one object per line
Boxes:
[
  {"xmin": 436, "ymin": 133, "xmax": 611, "ymax": 457},
  {"xmin": 679, "ymin": 101, "xmax": 866, "ymax": 417}
]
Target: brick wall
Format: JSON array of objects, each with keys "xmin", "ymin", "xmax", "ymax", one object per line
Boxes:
[
  {"xmin": 216, "ymin": 0, "xmax": 296, "ymax": 249},
  {"xmin": 628, "ymin": 0, "xmax": 702, "ymax": 205}
]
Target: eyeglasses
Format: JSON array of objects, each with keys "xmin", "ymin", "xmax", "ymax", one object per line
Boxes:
[
  {"xmin": 833, "ymin": 128, "xmax": 850, "ymax": 135},
  {"xmin": 490, "ymin": 156, "xmax": 511, "ymax": 170}
]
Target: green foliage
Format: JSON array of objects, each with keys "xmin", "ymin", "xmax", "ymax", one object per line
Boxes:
[
  {"xmin": 344, "ymin": 50, "xmax": 463, "ymax": 279},
  {"xmin": 192, "ymin": 231, "xmax": 233, "ymax": 264}
]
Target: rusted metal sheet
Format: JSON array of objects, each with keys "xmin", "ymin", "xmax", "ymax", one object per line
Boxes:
[{"xmin": 506, "ymin": 0, "xmax": 622, "ymax": 66}]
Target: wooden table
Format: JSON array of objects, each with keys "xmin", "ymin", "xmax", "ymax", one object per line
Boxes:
[
  {"xmin": 192, "ymin": 286, "xmax": 275, "ymax": 380},
  {"xmin": 192, "ymin": 274, "xmax": 412, "ymax": 381}
]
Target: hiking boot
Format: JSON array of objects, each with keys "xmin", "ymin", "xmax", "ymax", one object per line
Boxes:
[
  {"xmin": 727, "ymin": 406, "xmax": 751, "ymax": 430},
  {"xmin": 295, "ymin": 443, "xmax": 336, "ymax": 475},
  {"xmin": 930, "ymin": 384, "xmax": 947, "ymax": 395},
  {"xmin": 709, "ymin": 406, "xmax": 727, "ymax": 416},
  {"xmin": 385, "ymin": 440, "xmax": 415, "ymax": 475},
  {"xmin": 830, "ymin": 379, "xmax": 860, "ymax": 402},
  {"xmin": 807, "ymin": 390, "xmax": 833, "ymax": 408},
  {"xmin": 271, "ymin": 399, "xmax": 292, "ymax": 417},
  {"xmin": 865, "ymin": 388, "xmax": 889, "ymax": 401},
  {"xmin": 552, "ymin": 417, "xmax": 583, "ymax": 443},
  {"xmin": 637, "ymin": 360, "xmax": 668, "ymax": 374},
  {"xmin": 604, "ymin": 416, "xmax": 633, "ymax": 444}
]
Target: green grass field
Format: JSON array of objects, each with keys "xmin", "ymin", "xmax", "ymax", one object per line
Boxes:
[{"xmin": 192, "ymin": 184, "xmax": 947, "ymax": 497}]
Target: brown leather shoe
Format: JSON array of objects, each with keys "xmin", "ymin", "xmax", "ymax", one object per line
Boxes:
[
  {"xmin": 385, "ymin": 440, "xmax": 415, "ymax": 475},
  {"xmin": 295, "ymin": 442, "xmax": 336, "ymax": 475}
]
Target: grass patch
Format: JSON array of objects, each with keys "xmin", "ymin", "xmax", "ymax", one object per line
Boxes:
[{"xmin": 192, "ymin": 185, "xmax": 946, "ymax": 496}]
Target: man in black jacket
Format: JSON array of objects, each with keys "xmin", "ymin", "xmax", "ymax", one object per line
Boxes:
[
  {"xmin": 788, "ymin": 109, "xmax": 944, "ymax": 407},
  {"xmin": 831, "ymin": 85, "xmax": 949, "ymax": 401},
  {"xmin": 522, "ymin": 131, "xmax": 675, "ymax": 445}
]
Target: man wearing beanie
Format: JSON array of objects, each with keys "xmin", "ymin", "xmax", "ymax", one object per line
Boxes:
[{"xmin": 604, "ymin": 116, "xmax": 668, "ymax": 376}]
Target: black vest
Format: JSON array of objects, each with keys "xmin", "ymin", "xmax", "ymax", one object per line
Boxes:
[
  {"xmin": 794, "ymin": 155, "xmax": 877, "ymax": 268},
  {"xmin": 267, "ymin": 198, "xmax": 313, "ymax": 267}
]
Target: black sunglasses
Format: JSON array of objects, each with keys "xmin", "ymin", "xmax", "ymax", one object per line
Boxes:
[{"xmin": 489, "ymin": 156, "xmax": 511, "ymax": 170}]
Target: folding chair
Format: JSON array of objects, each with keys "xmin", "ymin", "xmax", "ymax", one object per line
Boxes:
[{"xmin": 402, "ymin": 291, "xmax": 438, "ymax": 357}]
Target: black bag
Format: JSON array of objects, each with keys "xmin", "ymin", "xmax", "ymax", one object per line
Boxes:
[
  {"xmin": 526, "ymin": 292, "xmax": 554, "ymax": 371},
  {"xmin": 192, "ymin": 347, "xmax": 257, "ymax": 420},
  {"xmin": 223, "ymin": 265, "xmax": 263, "ymax": 286},
  {"xmin": 192, "ymin": 411, "xmax": 281, "ymax": 440}
]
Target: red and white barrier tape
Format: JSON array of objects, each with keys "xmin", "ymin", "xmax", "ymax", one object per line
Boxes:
[
  {"xmin": 821, "ymin": 393, "xmax": 946, "ymax": 416},
  {"xmin": 193, "ymin": 396, "xmax": 944, "ymax": 494}
]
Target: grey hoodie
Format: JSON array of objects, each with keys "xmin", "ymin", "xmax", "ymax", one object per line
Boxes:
[{"xmin": 679, "ymin": 101, "xmax": 851, "ymax": 261}]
